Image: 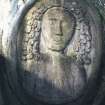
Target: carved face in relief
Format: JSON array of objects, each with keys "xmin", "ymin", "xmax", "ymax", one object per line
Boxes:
[
  {"xmin": 42, "ymin": 7, "xmax": 75, "ymax": 51},
  {"xmin": 17, "ymin": 2, "xmax": 102, "ymax": 105},
  {"xmin": 27, "ymin": 7, "xmax": 86, "ymax": 103}
]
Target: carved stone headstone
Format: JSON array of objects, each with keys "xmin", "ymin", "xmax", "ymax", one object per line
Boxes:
[{"xmin": 1, "ymin": 0, "xmax": 103, "ymax": 105}]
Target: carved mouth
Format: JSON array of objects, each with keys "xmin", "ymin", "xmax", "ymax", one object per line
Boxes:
[
  {"xmin": 53, "ymin": 41, "xmax": 63, "ymax": 45},
  {"xmin": 53, "ymin": 36, "xmax": 62, "ymax": 42},
  {"xmin": 51, "ymin": 38, "xmax": 63, "ymax": 45}
]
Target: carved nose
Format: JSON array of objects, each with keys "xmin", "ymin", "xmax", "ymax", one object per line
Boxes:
[{"xmin": 56, "ymin": 21, "xmax": 63, "ymax": 36}]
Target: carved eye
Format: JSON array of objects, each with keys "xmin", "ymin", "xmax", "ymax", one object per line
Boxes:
[{"xmin": 49, "ymin": 18, "xmax": 57, "ymax": 25}]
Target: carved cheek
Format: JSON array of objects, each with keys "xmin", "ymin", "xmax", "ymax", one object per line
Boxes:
[
  {"xmin": 49, "ymin": 21, "xmax": 59, "ymax": 36},
  {"xmin": 42, "ymin": 20, "xmax": 52, "ymax": 42},
  {"xmin": 61, "ymin": 23, "xmax": 72, "ymax": 44}
]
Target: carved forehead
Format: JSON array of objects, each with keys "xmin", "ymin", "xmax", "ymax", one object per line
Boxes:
[{"xmin": 43, "ymin": 7, "xmax": 71, "ymax": 19}]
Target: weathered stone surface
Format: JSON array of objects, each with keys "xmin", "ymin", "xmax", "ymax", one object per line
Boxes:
[
  {"xmin": 0, "ymin": 0, "xmax": 105, "ymax": 105},
  {"xmin": 17, "ymin": 0, "xmax": 102, "ymax": 104}
]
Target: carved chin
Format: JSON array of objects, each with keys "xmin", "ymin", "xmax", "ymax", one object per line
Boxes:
[{"xmin": 47, "ymin": 44, "xmax": 66, "ymax": 51}]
